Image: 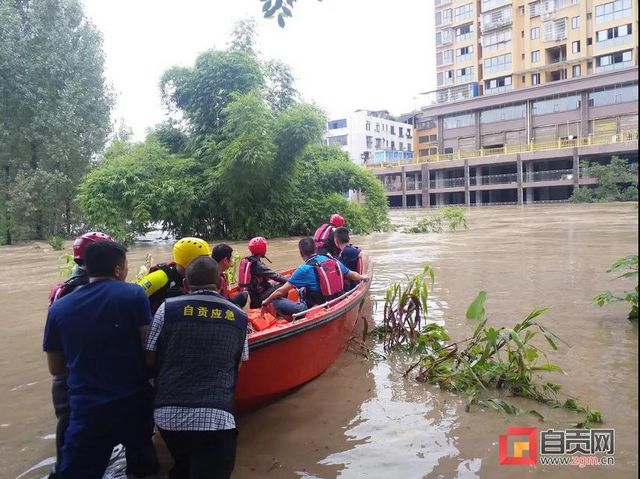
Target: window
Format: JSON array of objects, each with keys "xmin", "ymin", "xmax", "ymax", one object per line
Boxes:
[
  {"xmin": 531, "ymin": 27, "xmax": 540, "ymax": 39},
  {"xmin": 482, "ymin": 6, "xmax": 511, "ymax": 31},
  {"xmin": 519, "ymin": 5, "xmax": 525, "ymax": 15},
  {"xmin": 436, "ymin": 29, "xmax": 454, "ymax": 46},
  {"xmin": 587, "ymin": 37, "xmax": 592, "ymax": 45},
  {"xmin": 595, "ymin": 0, "xmax": 632, "ymax": 24},
  {"xmin": 572, "ymin": 65, "xmax": 581, "ymax": 77},
  {"xmin": 327, "ymin": 135, "xmax": 348, "ymax": 146},
  {"xmin": 529, "ymin": 1, "xmax": 540, "ymax": 17},
  {"xmin": 596, "ymin": 49, "xmax": 633, "ymax": 72},
  {"xmin": 531, "ymin": 73, "xmax": 540, "ymax": 85},
  {"xmin": 456, "ymin": 45, "xmax": 473, "ymax": 62},
  {"xmin": 399, "ymin": 127, "xmax": 404, "ymax": 137},
  {"xmin": 437, "ymin": 70, "xmax": 455, "ymax": 86},
  {"xmin": 484, "ymin": 53, "xmax": 512, "ymax": 74},
  {"xmin": 485, "ymin": 75, "xmax": 513, "ymax": 93},
  {"xmin": 366, "ymin": 136, "xmax": 373, "ymax": 148},
  {"xmin": 375, "ymin": 123, "xmax": 380, "ymax": 132},
  {"xmin": 365, "ymin": 121, "xmax": 371, "ymax": 131},
  {"xmin": 455, "ymin": 3, "xmax": 473, "ymax": 22},
  {"xmin": 572, "ymin": 0, "xmax": 579, "ymax": 4},
  {"xmin": 390, "ymin": 125, "xmax": 395, "ymax": 135},
  {"xmin": 531, "ymin": 50, "xmax": 540, "ymax": 62},
  {"xmin": 390, "ymin": 141, "xmax": 395, "ymax": 150},
  {"xmin": 480, "ymin": 104, "xmax": 526, "ymax": 123},
  {"xmin": 457, "ymin": 66, "xmax": 474, "ymax": 82},
  {"xmin": 571, "ymin": 16, "xmax": 580, "ymax": 29},
  {"xmin": 532, "ymin": 94, "xmax": 580, "ymax": 115},
  {"xmin": 399, "ymin": 142, "xmax": 404, "ymax": 150},
  {"xmin": 596, "ymin": 24, "xmax": 633, "ymax": 49},
  {"xmin": 429, "ymin": 134, "xmax": 438, "ymax": 142},
  {"xmin": 572, "ymin": 41, "xmax": 580, "ymax": 53},
  {"xmin": 588, "ymin": 83, "xmax": 638, "ymax": 107},
  {"xmin": 482, "ymin": 0, "xmax": 511, "ymax": 11},
  {"xmin": 437, "ymin": 49, "xmax": 454, "ymax": 65},
  {"xmin": 443, "ymin": 113, "xmax": 474, "ymax": 129},
  {"xmin": 455, "ymin": 23, "xmax": 474, "ymax": 41},
  {"xmin": 328, "ymin": 119, "xmax": 347, "ymax": 130},
  {"xmin": 482, "ymin": 28, "xmax": 512, "ymax": 53},
  {"xmin": 418, "ymin": 135, "xmax": 429, "ymax": 144},
  {"xmin": 435, "ymin": 8, "xmax": 453, "ymax": 25}
]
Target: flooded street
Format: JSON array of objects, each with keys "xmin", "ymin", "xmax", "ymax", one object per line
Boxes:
[{"xmin": 1, "ymin": 204, "xmax": 637, "ymax": 478}]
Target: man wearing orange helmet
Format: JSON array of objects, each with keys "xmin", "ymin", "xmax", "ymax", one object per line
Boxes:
[
  {"xmin": 138, "ymin": 237, "xmax": 211, "ymax": 314},
  {"xmin": 313, "ymin": 213, "xmax": 345, "ymax": 257},
  {"xmin": 238, "ymin": 237, "xmax": 287, "ymax": 309}
]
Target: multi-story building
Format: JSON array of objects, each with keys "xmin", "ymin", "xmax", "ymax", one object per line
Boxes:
[
  {"xmin": 372, "ymin": 0, "xmax": 638, "ymax": 208},
  {"xmin": 324, "ymin": 110, "xmax": 414, "ymax": 167}
]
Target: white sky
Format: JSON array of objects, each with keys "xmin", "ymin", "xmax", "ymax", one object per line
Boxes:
[{"xmin": 81, "ymin": 0, "xmax": 436, "ymax": 140}]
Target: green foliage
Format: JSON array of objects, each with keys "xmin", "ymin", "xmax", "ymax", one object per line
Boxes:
[
  {"xmin": 403, "ymin": 206, "xmax": 468, "ymax": 233},
  {"xmin": 224, "ymin": 251, "xmax": 242, "ymax": 286},
  {"xmin": 59, "ymin": 252, "xmax": 74, "ymax": 278},
  {"xmin": 0, "ymin": 0, "xmax": 111, "ymax": 244},
  {"xmin": 260, "ymin": 0, "xmax": 323, "ymax": 27},
  {"xmin": 593, "ymin": 255, "xmax": 638, "ymax": 320},
  {"xmin": 380, "ymin": 267, "xmax": 601, "ymax": 426},
  {"xmin": 134, "ymin": 254, "xmax": 154, "ymax": 283},
  {"xmin": 48, "ymin": 236, "xmax": 65, "ymax": 251},
  {"xmin": 571, "ymin": 156, "xmax": 638, "ymax": 203}
]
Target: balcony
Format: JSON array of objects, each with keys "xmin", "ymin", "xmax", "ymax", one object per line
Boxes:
[
  {"xmin": 541, "ymin": 0, "xmax": 564, "ymax": 20},
  {"xmin": 471, "ymin": 173, "xmax": 518, "ymax": 186},
  {"xmin": 435, "ymin": 0, "xmax": 452, "ymax": 7},
  {"xmin": 430, "ymin": 177, "xmax": 465, "ymax": 189},
  {"xmin": 383, "ymin": 182, "xmax": 403, "ymax": 192},
  {"xmin": 405, "ymin": 180, "xmax": 423, "ymax": 191},
  {"xmin": 543, "ymin": 19, "xmax": 567, "ymax": 42},
  {"xmin": 436, "ymin": 83, "xmax": 479, "ymax": 104},
  {"xmin": 371, "ymin": 150, "xmax": 414, "ymax": 165},
  {"xmin": 524, "ymin": 169, "xmax": 574, "ymax": 183},
  {"xmin": 481, "ymin": 0, "xmax": 511, "ymax": 13}
]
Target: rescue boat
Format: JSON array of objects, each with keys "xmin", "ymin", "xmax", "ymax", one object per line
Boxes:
[{"xmin": 234, "ymin": 258, "xmax": 372, "ymax": 413}]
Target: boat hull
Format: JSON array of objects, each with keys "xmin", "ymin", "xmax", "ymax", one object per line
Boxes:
[{"xmin": 235, "ymin": 262, "xmax": 371, "ymax": 414}]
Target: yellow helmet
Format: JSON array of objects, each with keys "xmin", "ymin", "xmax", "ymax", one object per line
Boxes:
[{"xmin": 172, "ymin": 237, "xmax": 211, "ymax": 268}]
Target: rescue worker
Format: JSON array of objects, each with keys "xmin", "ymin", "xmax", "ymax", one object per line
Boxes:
[
  {"xmin": 238, "ymin": 237, "xmax": 287, "ymax": 309},
  {"xmin": 43, "ymin": 241, "xmax": 159, "ymax": 479},
  {"xmin": 262, "ymin": 237, "xmax": 369, "ymax": 316},
  {"xmin": 47, "ymin": 232, "xmax": 115, "ymax": 479},
  {"xmin": 211, "ymin": 243, "xmax": 249, "ymax": 310},
  {"xmin": 138, "ymin": 237, "xmax": 211, "ymax": 313},
  {"xmin": 333, "ymin": 227, "xmax": 365, "ymax": 290},
  {"xmin": 313, "ymin": 214, "xmax": 345, "ymax": 257},
  {"xmin": 145, "ymin": 256, "xmax": 248, "ymax": 479}
]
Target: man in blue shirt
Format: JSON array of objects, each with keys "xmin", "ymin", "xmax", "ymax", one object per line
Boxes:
[
  {"xmin": 334, "ymin": 227, "xmax": 365, "ymax": 290},
  {"xmin": 43, "ymin": 241, "xmax": 158, "ymax": 479},
  {"xmin": 262, "ymin": 237, "xmax": 369, "ymax": 316}
]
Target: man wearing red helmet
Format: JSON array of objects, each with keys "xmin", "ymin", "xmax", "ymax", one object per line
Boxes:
[
  {"xmin": 238, "ymin": 237, "xmax": 287, "ymax": 309},
  {"xmin": 313, "ymin": 214, "xmax": 345, "ymax": 257}
]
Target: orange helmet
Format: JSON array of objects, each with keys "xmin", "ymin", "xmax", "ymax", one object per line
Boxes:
[{"xmin": 248, "ymin": 237, "xmax": 267, "ymax": 256}]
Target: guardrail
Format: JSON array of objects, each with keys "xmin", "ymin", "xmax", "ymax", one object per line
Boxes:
[{"xmin": 366, "ymin": 130, "xmax": 638, "ymax": 169}]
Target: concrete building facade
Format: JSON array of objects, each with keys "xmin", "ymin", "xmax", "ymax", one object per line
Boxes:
[{"xmin": 325, "ymin": 110, "xmax": 414, "ymax": 167}]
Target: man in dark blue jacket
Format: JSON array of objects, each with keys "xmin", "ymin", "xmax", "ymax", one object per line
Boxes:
[{"xmin": 145, "ymin": 256, "xmax": 249, "ymax": 479}]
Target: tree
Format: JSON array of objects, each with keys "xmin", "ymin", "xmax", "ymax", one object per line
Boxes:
[
  {"xmin": 571, "ymin": 156, "xmax": 638, "ymax": 203},
  {"xmin": 259, "ymin": 0, "xmax": 323, "ymax": 28},
  {"xmin": 228, "ymin": 18, "xmax": 258, "ymax": 55},
  {"xmin": 0, "ymin": 0, "xmax": 111, "ymax": 243},
  {"xmin": 263, "ymin": 59, "xmax": 299, "ymax": 111}
]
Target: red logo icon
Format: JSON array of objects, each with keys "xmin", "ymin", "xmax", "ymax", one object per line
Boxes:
[{"xmin": 499, "ymin": 426, "xmax": 538, "ymax": 465}]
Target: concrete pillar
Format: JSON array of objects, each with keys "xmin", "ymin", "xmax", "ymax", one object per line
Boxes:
[
  {"xmin": 517, "ymin": 154, "xmax": 524, "ymax": 205},
  {"xmin": 474, "ymin": 111, "xmax": 481, "ymax": 149},
  {"xmin": 464, "ymin": 159, "xmax": 470, "ymax": 206},
  {"xmin": 526, "ymin": 99, "xmax": 533, "ymax": 144},
  {"xmin": 437, "ymin": 117, "xmax": 445, "ymax": 153},
  {"xmin": 580, "ymin": 91, "xmax": 589, "ymax": 138},
  {"xmin": 572, "ymin": 149, "xmax": 580, "ymax": 189},
  {"xmin": 401, "ymin": 166, "xmax": 407, "ymax": 208},
  {"xmin": 525, "ymin": 161, "xmax": 535, "ymax": 203},
  {"xmin": 421, "ymin": 163, "xmax": 431, "ymax": 208}
]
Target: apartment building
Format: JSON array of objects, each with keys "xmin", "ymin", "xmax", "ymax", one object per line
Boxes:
[
  {"xmin": 325, "ymin": 110, "xmax": 414, "ymax": 167},
  {"xmin": 375, "ymin": 0, "xmax": 638, "ymax": 208}
]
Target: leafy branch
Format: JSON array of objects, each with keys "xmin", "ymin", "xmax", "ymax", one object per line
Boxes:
[
  {"xmin": 260, "ymin": 0, "xmax": 323, "ymax": 27},
  {"xmin": 593, "ymin": 255, "xmax": 638, "ymax": 320}
]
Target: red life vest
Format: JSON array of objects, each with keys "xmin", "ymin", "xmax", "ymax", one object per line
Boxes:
[
  {"xmin": 219, "ymin": 273, "xmax": 229, "ymax": 298},
  {"xmin": 238, "ymin": 257, "xmax": 254, "ymax": 290},
  {"xmin": 307, "ymin": 256, "xmax": 344, "ymax": 299},
  {"xmin": 313, "ymin": 224, "xmax": 333, "ymax": 250}
]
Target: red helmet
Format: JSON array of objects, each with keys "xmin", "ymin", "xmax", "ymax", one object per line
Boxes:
[
  {"xmin": 73, "ymin": 231, "xmax": 114, "ymax": 262},
  {"xmin": 329, "ymin": 214, "xmax": 345, "ymax": 227},
  {"xmin": 248, "ymin": 236, "xmax": 267, "ymax": 256}
]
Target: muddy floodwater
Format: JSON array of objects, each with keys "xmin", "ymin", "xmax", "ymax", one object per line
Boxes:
[{"xmin": 1, "ymin": 203, "xmax": 637, "ymax": 479}]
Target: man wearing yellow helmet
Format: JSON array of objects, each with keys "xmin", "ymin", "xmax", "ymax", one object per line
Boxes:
[{"xmin": 138, "ymin": 237, "xmax": 211, "ymax": 313}]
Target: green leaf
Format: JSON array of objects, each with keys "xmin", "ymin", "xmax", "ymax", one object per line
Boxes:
[
  {"xmin": 466, "ymin": 291, "xmax": 487, "ymax": 321},
  {"xmin": 530, "ymin": 363, "xmax": 563, "ymax": 372},
  {"xmin": 277, "ymin": 13, "xmax": 286, "ymax": 27}
]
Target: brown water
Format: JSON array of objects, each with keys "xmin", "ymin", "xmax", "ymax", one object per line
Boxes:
[{"xmin": 1, "ymin": 204, "xmax": 637, "ymax": 479}]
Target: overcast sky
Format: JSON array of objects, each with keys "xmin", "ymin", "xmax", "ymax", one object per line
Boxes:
[{"xmin": 81, "ymin": 0, "xmax": 436, "ymax": 140}]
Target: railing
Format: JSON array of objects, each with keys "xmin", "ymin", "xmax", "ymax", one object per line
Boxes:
[
  {"xmin": 524, "ymin": 168, "xmax": 573, "ymax": 183},
  {"xmin": 365, "ymin": 130, "xmax": 638, "ymax": 169},
  {"xmin": 383, "ymin": 183, "xmax": 403, "ymax": 192},
  {"xmin": 430, "ymin": 177, "xmax": 465, "ymax": 189},
  {"xmin": 471, "ymin": 173, "xmax": 517, "ymax": 185},
  {"xmin": 406, "ymin": 181, "xmax": 423, "ymax": 191}
]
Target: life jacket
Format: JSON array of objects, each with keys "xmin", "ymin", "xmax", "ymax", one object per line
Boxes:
[
  {"xmin": 219, "ymin": 273, "xmax": 229, "ymax": 299},
  {"xmin": 313, "ymin": 224, "xmax": 333, "ymax": 250},
  {"xmin": 48, "ymin": 267, "xmax": 89, "ymax": 305},
  {"xmin": 238, "ymin": 257, "xmax": 254, "ymax": 290},
  {"xmin": 339, "ymin": 245, "xmax": 364, "ymax": 274},
  {"xmin": 306, "ymin": 255, "xmax": 344, "ymax": 302},
  {"xmin": 248, "ymin": 310, "xmax": 277, "ymax": 331},
  {"xmin": 147, "ymin": 262, "xmax": 183, "ymax": 313}
]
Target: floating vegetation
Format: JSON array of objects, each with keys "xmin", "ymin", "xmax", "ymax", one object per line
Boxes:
[
  {"xmin": 593, "ymin": 254, "xmax": 638, "ymax": 320},
  {"xmin": 403, "ymin": 206, "xmax": 468, "ymax": 233},
  {"xmin": 378, "ymin": 266, "xmax": 603, "ymax": 428}
]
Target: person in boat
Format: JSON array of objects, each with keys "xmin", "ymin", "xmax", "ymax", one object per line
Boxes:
[
  {"xmin": 313, "ymin": 213, "xmax": 345, "ymax": 257},
  {"xmin": 145, "ymin": 256, "xmax": 248, "ymax": 479},
  {"xmin": 333, "ymin": 226, "xmax": 365, "ymax": 291},
  {"xmin": 262, "ymin": 237, "xmax": 369, "ymax": 316},
  {"xmin": 211, "ymin": 243, "xmax": 249, "ymax": 310},
  {"xmin": 238, "ymin": 236, "xmax": 287, "ymax": 309},
  {"xmin": 43, "ymin": 241, "xmax": 158, "ymax": 479},
  {"xmin": 137, "ymin": 237, "xmax": 211, "ymax": 314}
]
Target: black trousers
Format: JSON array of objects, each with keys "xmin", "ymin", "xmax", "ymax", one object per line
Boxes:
[
  {"xmin": 229, "ymin": 291, "xmax": 248, "ymax": 309},
  {"xmin": 159, "ymin": 428, "xmax": 238, "ymax": 479},
  {"xmin": 50, "ymin": 376, "xmax": 70, "ymax": 478}
]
